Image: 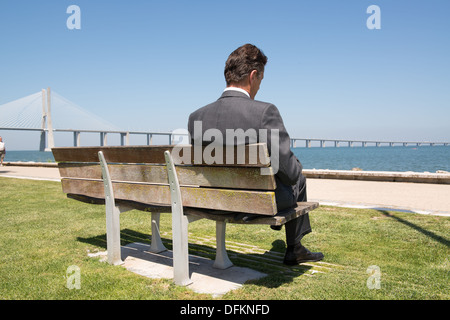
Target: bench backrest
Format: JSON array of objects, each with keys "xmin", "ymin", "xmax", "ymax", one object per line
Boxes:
[{"xmin": 52, "ymin": 144, "xmax": 278, "ymax": 215}]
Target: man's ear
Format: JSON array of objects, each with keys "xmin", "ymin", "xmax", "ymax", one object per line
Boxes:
[{"xmin": 249, "ymin": 70, "xmax": 258, "ymax": 83}]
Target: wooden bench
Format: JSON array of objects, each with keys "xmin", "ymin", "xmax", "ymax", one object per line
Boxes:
[{"xmin": 52, "ymin": 144, "xmax": 319, "ymax": 286}]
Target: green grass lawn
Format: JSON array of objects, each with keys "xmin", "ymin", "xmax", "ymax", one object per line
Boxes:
[{"xmin": 0, "ymin": 177, "xmax": 448, "ymax": 300}]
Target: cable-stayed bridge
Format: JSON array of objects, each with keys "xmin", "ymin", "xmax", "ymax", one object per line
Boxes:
[
  {"xmin": 0, "ymin": 88, "xmax": 176, "ymax": 150},
  {"xmin": 290, "ymin": 138, "xmax": 449, "ymax": 148},
  {"xmin": 0, "ymin": 89, "xmax": 448, "ymax": 150}
]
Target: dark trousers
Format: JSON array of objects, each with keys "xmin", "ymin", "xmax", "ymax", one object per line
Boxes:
[{"xmin": 275, "ymin": 174, "xmax": 312, "ymax": 246}]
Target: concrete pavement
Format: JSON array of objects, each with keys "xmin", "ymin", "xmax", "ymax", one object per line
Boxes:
[
  {"xmin": 307, "ymin": 178, "xmax": 450, "ymax": 216},
  {"xmin": 0, "ymin": 164, "xmax": 61, "ymax": 181}
]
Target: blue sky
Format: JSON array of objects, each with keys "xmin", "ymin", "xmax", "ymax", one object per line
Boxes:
[{"xmin": 1, "ymin": 0, "xmax": 449, "ymax": 149}]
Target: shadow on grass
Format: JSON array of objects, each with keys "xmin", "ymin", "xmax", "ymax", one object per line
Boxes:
[
  {"xmin": 77, "ymin": 229, "xmax": 311, "ymax": 288},
  {"xmin": 378, "ymin": 210, "xmax": 449, "ymax": 247}
]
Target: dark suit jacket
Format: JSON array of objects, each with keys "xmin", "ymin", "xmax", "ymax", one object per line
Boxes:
[{"xmin": 188, "ymin": 90, "xmax": 304, "ymax": 210}]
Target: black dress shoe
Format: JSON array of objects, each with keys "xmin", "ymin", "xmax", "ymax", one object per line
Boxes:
[
  {"xmin": 270, "ymin": 225, "xmax": 282, "ymax": 231},
  {"xmin": 283, "ymin": 243, "xmax": 324, "ymax": 265}
]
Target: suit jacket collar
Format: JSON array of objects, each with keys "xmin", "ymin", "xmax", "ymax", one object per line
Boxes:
[{"xmin": 219, "ymin": 89, "xmax": 251, "ymax": 100}]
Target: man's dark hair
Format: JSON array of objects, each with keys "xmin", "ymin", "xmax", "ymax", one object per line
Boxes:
[{"xmin": 224, "ymin": 44, "xmax": 268, "ymax": 86}]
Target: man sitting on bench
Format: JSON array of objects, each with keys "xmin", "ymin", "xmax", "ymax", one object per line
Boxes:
[{"xmin": 188, "ymin": 43, "xmax": 324, "ymax": 265}]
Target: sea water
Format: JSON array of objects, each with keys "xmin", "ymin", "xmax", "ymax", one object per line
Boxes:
[
  {"xmin": 3, "ymin": 146, "xmax": 450, "ymax": 173},
  {"xmin": 4, "ymin": 151, "xmax": 56, "ymax": 163},
  {"xmin": 292, "ymin": 146, "xmax": 450, "ymax": 172}
]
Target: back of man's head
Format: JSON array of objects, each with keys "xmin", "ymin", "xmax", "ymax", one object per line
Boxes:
[{"xmin": 224, "ymin": 44, "xmax": 268, "ymax": 86}]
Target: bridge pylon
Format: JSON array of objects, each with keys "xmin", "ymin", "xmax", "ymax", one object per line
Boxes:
[{"xmin": 39, "ymin": 87, "xmax": 55, "ymax": 152}]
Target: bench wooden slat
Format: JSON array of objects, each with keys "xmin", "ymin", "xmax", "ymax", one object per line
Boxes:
[
  {"xmin": 184, "ymin": 202, "xmax": 319, "ymax": 226},
  {"xmin": 52, "ymin": 144, "xmax": 270, "ymax": 167},
  {"xmin": 65, "ymin": 194, "xmax": 318, "ymax": 227},
  {"xmin": 61, "ymin": 178, "xmax": 277, "ymax": 215},
  {"xmin": 58, "ymin": 163, "xmax": 276, "ymax": 190},
  {"xmin": 53, "ymin": 146, "xmax": 169, "ymax": 164}
]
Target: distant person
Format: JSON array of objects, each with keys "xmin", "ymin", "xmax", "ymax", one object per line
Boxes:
[
  {"xmin": 188, "ymin": 44, "xmax": 323, "ymax": 265},
  {"xmin": 0, "ymin": 136, "xmax": 5, "ymax": 166}
]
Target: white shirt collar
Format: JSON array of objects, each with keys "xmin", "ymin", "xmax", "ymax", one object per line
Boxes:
[{"xmin": 223, "ymin": 87, "xmax": 250, "ymax": 98}]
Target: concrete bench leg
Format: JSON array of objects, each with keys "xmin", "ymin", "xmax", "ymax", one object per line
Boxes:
[
  {"xmin": 99, "ymin": 151, "xmax": 125, "ymax": 266},
  {"xmin": 149, "ymin": 212, "xmax": 167, "ymax": 253},
  {"xmin": 105, "ymin": 204, "xmax": 131, "ymax": 265},
  {"xmin": 165, "ymin": 151, "xmax": 192, "ymax": 286},
  {"xmin": 213, "ymin": 221, "xmax": 233, "ymax": 269},
  {"xmin": 105, "ymin": 204, "xmax": 123, "ymax": 265},
  {"xmin": 172, "ymin": 212, "xmax": 192, "ymax": 286}
]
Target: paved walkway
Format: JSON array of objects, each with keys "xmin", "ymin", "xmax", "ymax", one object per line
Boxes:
[
  {"xmin": 0, "ymin": 165, "xmax": 61, "ymax": 181},
  {"xmin": 1, "ymin": 164, "xmax": 449, "ymax": 216},
  {"xmin": 307, "ymin": 178, "xmax": 450, "ymax": 216}
]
